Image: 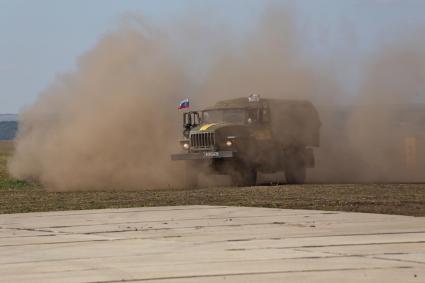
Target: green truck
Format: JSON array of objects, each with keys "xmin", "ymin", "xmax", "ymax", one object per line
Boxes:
[{"xmin": 171, "ymin": 96, "xmax": 321, "ymax": 186}]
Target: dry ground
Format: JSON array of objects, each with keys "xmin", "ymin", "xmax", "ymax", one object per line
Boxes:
[{"xmin": 1, "ymin": 141, "xmax": 424, "ymax": 216}]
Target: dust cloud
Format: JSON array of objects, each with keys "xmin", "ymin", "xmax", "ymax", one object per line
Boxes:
[
  {"xmin": 8, "ymin": 5, "xmax": 425, "ymax": 190},
  {"xmin": 193, "ymin": 5, "xmax": 425, "ymax": 183},
  {"xmin": 344, "ymin": 39, "xmax": 425, "ymax": 182},
  {"xmin": 8, "ymin": 19, "xmax": 187, "ymax": 190}
]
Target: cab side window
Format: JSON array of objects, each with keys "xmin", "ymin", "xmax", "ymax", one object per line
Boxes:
[
  {"xmin": 261, "ymin": 108, "xmax": 271, "ymax": 124},
  {"xmin": 247, "ymin": 109, "xmax": 258, "ymax": 124}
]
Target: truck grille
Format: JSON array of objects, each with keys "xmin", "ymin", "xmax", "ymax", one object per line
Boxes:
[{"xmin": 190, "ymin": 132, "xmax": 215, "ymax": 149}]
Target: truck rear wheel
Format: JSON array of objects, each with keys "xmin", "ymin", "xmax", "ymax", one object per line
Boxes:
[{"xmin": 284, "ymin": 160, "xmax": 306, "ymax": 184}]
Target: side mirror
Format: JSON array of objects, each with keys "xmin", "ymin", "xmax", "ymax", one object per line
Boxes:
[{"xmin": 183, "ymin": 112, "xmax": 200, "ymax": 138}]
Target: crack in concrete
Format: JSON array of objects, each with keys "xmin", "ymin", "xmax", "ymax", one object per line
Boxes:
[
  {"xmin": 0, "ymin": 206, "xmax": 228, "ymax": 219},
  {"xmin": 0, "ymin": 254, "xmax": 347, "ymax": 266},
  {"xmin": 87, "ymin": 266, "xmax": 413, "ymax": 283}
]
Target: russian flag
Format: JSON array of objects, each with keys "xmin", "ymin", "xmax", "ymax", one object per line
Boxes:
[{"xmin": 178, "ymin": 98, "xmax": 190, "ymax": 109}]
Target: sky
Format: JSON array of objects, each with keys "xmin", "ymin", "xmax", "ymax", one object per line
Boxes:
[{"xmin": 1, "ymin": 0, "xmax": 425, "ymax": 113}]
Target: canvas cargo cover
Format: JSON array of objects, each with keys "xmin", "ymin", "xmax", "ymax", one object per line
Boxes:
[
  {"xmin": 267, "ymin": 99, "xmax": 321, "ymax": 146},
  {"xmin": 210, "ymin": 98, "xmax": 321, "ymax": 146}
]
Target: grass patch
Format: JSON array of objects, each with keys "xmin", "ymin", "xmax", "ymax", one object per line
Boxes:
[
  {"xmin": 0, "ymin": 141, "xmax": 40, "ymax": 191},
  {"xmin": 0, "ymin": 178, "xmax": 33, "ymax": 190},
  {"xmin": 1, "ymin": 184, "xmax": 425, "ymax": 216}
]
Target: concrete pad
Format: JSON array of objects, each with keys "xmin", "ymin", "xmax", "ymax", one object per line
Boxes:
[{"xmin": 0, "ymin": 206, "xmax": 424, "ymax": 282}]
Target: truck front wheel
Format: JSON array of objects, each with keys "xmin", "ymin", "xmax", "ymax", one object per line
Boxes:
[{"xmin": 231, "ymin": 163, "xmax": 257, "ymax": 187}]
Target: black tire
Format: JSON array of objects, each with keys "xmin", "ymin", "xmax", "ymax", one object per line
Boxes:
[
  {"xmin": 231, "ymin": 164, "xmax": 257, "ymax": 187},
  {"xmin": 285, "ymin": 159, "xmax": 306, "ymax": 184}
]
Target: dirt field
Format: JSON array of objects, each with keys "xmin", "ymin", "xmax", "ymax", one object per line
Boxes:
[{"xmin": 1, "ymin": 141, "xmax": 425, "ymax": 216}]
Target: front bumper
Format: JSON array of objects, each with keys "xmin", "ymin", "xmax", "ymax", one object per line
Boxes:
[{"xmin": 171, "ymin": 151, "xmax": 234, "ymax": 161}]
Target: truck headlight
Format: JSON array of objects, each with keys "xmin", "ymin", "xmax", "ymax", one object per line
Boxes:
[
  {"xmin": 183, "ymin": 143, "xmax": 190, "ymax": 149},
  {"xmin": 226, "ymin": 140, "xmax": 233, "ymax": 147}
]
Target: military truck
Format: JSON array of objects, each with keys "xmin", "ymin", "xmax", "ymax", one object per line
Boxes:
[{"xmin": 171, "ymin": 96, "xmax": 321, "ymax": 186}]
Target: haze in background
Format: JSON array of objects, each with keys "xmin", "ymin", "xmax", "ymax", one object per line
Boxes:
[{"xmin": 7, "ymin": 1, "xmax": 425, "ymax": 190}]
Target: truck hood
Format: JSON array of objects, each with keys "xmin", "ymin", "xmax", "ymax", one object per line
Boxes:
[{"xmin": 191, "ymin": 122, "xmax": 249, "ymax": 138}]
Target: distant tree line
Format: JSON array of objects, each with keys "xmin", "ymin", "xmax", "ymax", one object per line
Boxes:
[{"xmin": 0, "ymin": 121, "xmax": 17, "ymax": 140}]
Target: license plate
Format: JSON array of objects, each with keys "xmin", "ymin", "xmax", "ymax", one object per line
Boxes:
[{"xmin": 204, "ymin": 152, "xmax": 220, "ymax": 157}]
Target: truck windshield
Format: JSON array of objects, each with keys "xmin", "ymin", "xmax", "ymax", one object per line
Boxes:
[{"xmin": 202, "ymin": 109, "xmax": 246, "ymax": 124}]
